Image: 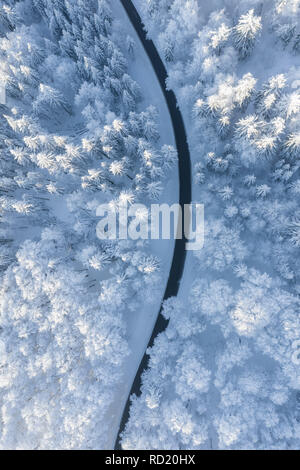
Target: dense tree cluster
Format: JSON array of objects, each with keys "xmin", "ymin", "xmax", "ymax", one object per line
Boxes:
[
  {"xmin": 0, "ymin": 0, "xmax": 176, "ymax": 449},
  {"xmin": 122, "ymin": 0, "xmax": 300, "ymax": 449}
]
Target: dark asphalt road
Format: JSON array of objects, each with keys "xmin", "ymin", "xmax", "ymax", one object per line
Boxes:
[{"xmin": 115, "ymin": 0, "xmax": 192, "ymax": 449}]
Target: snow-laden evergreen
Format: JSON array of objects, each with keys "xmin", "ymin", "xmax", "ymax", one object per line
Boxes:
[
  {"xmin": 0, "ymin": 0, "xmax": 176, "ymax": 449},
  {"xmin": 121, "ymin": 0, "xmax": 300, "ymax": 450}
]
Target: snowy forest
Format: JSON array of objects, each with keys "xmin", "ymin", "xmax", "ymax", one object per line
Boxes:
[{"xmin": 0, "ymin": 0, "xmax": 300, "ymax": 451}]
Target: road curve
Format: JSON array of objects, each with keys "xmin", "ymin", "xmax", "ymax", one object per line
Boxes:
[{"xmin": 115, "ymin": 0, "xmax": 192, "ymax": 449}]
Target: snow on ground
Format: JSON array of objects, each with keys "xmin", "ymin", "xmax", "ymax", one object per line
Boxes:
[
  {"xmin": 0, "ymin": 0, "xmax": 179, "ymax": 449},
  {"xmin": 120, "ymin": 0, "xmax": 300, "ymax": 450},
  {"xmin": 103, "ymin": 1, "xmax": 178, "ymax": 449}
]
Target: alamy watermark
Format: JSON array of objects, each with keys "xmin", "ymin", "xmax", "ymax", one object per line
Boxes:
[{"xmin": 96, "ymin": 202, "xmax": 204, "ymax": 251}]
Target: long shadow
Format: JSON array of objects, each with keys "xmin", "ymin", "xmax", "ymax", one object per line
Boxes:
[{"xmin": 115, "ymin": 0, "xmax": 192, "ymax": 449}]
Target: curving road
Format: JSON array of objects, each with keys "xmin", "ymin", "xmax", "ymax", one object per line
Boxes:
[{"xmin": 115, "ymin": 0, "xmax": 192, "ymax": 449}]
